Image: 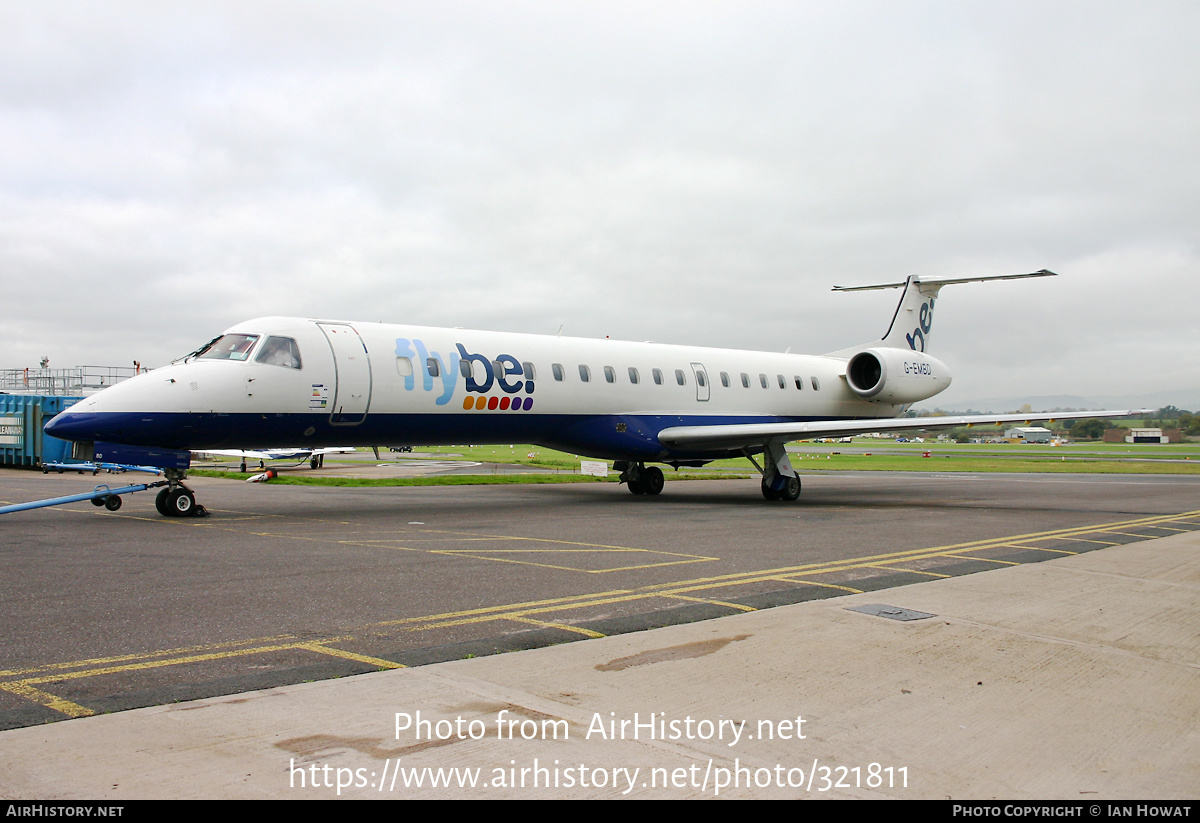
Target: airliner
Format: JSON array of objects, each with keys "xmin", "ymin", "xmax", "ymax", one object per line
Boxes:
[{"xmin": 44, "ymin": 270, "xmax": 1143, "ymax": 516}]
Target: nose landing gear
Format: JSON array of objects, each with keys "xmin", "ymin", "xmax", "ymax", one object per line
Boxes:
[{"xmin": 154, "ymin": 470, "xmax": 208, "ymax": 517}]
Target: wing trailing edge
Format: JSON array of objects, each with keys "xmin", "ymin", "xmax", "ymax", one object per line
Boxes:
[{"xmin": 657, "ymin": 408, "xmax": 1151, "ymax": 452}]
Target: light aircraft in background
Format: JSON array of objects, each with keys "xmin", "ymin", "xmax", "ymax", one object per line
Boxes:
[
  {"xmin": 193, "ymin": 447, "xmax": 355, "ymax": 473},
  {"xmin": 45, "ymin": 270, "xmax": 1146, "ymax": 516}
]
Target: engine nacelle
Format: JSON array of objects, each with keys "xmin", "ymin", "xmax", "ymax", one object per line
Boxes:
[{"xmin": 845, "ymin": 348, "xmax": 952, "ymax": 404}]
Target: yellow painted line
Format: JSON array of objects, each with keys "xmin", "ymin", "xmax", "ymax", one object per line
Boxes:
[
  {"xmin": 372, "ymin": 589, "xmax": 637, "ymax": 628},
  {"xmin": 425, "ymin": 548, "xmax": 717, "ymax": 574},
  {"xmin": 780, "ymin": 580, "xmax": 865, "ymax": 594},
  {"xmin": 432, "ymin": 548, "xmax": 648, "ymax": 553},
  {"xmin": 662, "ymin": 594, "xmax": 757, "ymax": 611},
  {"xmin": 944, "ymin": 554, "xmax": 1020, "ymax": 566},
  {"xmin": 423, "ymin": 550, "xmax": 716, "ymax": 574},
  {"xmin": 1000, "ymin": 544, "xmax": 1079, "ymax": 555},
  {"xmin": 869, "ymin": 565, "xmax": 952, "ymax": 578},
  {"xmin": 295, "ymin": 644, "xmax": 406, "ymax": 669},
  {"xmin": 7, "ymin": 639, "xmax": 354, "ymax": 686},
  {"xmin": 0, "ymin": 683, "xmax": 94, "ymax": 718},
  {"xmin": 1042, "ymin": 535, "xmax": 1122, "ymax": 546},
  {"xmin": 13, "ymin": 508, "xmax": 1199, "ymax": 717},
  {"xmin": 596, "ymin": 557, "xmax": 721, "ymax": 573},
  {"xmin": 0, "ymin": 633, "xmax": 319, "ymax": 679},
  {"xmin": 425, "ymin": 552, "xmax": 616, "ymax": 573},
  {"xmin": 505, "ymin": 617, "xmax": 606, "ymax": 638},
  {"xmin": 408, "ymin": 529, "xmax": 659, "ymax": 552}
]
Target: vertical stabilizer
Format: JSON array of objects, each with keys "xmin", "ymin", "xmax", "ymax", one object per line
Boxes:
[{"xmin": 877, "ymin": 276, "xmax": 942, "ymax": 352}]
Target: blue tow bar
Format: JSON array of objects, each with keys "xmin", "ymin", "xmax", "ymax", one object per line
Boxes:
[{"xmin": 0, "ymin": 481, "xmax": 169, "ymax": 515}]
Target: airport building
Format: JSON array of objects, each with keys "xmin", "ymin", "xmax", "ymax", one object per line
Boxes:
[
  {"xmin": 1004, "ymin": 426, "xmax": 1052, "ymax": 443},
  {"xmin": 1117, "ymin": 427, "xmax": 1178, "ymax": 444}
]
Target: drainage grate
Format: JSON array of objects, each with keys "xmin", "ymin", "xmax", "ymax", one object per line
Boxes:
[{"xmin": 846, "ymin": 604, "xmax": 936, "ymax": 621}]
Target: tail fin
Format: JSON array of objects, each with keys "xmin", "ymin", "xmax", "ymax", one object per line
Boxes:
[{"xmin": 830, "ymin": 269, "xmax": 1056, "ymax": 354}]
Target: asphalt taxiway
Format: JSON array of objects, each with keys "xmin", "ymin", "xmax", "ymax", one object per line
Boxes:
[{"xmin": 0, "ymin": 469, "xmax": 1197, "ymax": 798}]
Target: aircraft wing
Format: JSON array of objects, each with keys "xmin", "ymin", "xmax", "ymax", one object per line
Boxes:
[{"xmin": 657, "ymin": 409, "xmax": 1152, "ymax": 452}]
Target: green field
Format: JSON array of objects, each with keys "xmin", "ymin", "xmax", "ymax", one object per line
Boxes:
[{"xmin": 188, "ymin": 438, "xmax": 1200, "ymax": 486}]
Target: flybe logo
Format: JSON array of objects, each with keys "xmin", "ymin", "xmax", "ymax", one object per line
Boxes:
[
  {"xmin": 395, "ymin": 338, "xmax": 460, "ymax": 405},
  {"xmin": 394, "ymin": 338, "xmax": 535, "ymax": 410},
  {"xmin": 906, "ymin": 298, "xmax": 934, "ymax": 352}
]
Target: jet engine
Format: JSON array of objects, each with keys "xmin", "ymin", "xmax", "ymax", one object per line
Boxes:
[{"xmin": 844, "ymin": 348, "xmax": 952, "ymax": 405}]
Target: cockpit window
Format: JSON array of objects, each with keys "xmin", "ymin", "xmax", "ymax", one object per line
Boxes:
[
  {"xmin": 255, "ymin": 336, "xmax": 302, "ymax": 369},
  {"xmin": 197, "ymin": 334, "xmax": 259, "ymax": 361}
]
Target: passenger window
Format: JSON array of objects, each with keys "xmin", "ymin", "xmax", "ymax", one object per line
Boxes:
[
  {"xmin": 460, "ymin": 360, "xmax": 472, "ymax": 378},
  {"xmin": 720, "ymin": 372, "xmax": 730, "ymax": 388},
  {"xmin": 628, "ymin": 367, "xmax": 640, "ymax": 384},
  {"xmin": 472, "ymin": 360, "xmax": 489, "ymax": 385},
  {"xmin": 741, "ymin": 373, "xmax": 750, "ymax": 388},
  {"xmin": 254, "ymin": 336, "xmax": 301, "ymax": 369},
  {"xmin": 522, "ymin": 362, "xmax": 536, "ymax": 380},
  {"xmin": 759, "ymin": 374, "xmax": 768, "ymax": 389},
  {"xmin": 675, "ymin": 369, "xmax": 686, "ymax": 386},
  {"xmin": 777, "ymin": 374, "xmax": 786, "ymax": 389},
  {"xmin": 552, "ymin": 363, "xmax": 564, "ymax": 381},
  {"xmin": 794, "ymin": 376, "xmax": 804, "ymax": 390},
  {"xmin": 811, "ymin": 377, "xmax": 820, "ymax": 391},
  {"xmin": 428, "ymin": 358, "xmax": 441, "ymax": 377},
  {"xmin": 696, "ymin": 371, "xmax": 707, "ymax": 388},
  {"xmin": 396, "ymin": 357, "xmax": 413, "ymax": 377},
  {"xmin": 653, "ymin": 368, "xmax": 663, "ymax": 385},
  {"xmin": 579, "ymin": 365, "xmax": 591, "ymax": 382},
  {"xmin": 604, "ymin": 366, "xmax": 615, "ymax": 383}
]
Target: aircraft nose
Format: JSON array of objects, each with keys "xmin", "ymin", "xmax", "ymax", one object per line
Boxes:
[{"xmin": 44, "ymin": 409, "xmax": 98, "ymax": 442}]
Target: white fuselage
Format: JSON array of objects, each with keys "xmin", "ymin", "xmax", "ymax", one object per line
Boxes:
[{"xmin": 47, "ymin": 316, "xmax": 950, "ymax": 462}]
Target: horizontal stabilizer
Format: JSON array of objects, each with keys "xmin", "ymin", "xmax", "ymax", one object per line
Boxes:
[
  {"xmin": 832, "ymin": 269, "xmax": 1057, "ymax": 292},
  {"xmin": 827, "ymin": 269, "xmax": 1057, "ymax": 357}
]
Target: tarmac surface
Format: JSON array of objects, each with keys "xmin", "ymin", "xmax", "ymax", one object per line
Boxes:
[{"xmin": 0, "ymin": 466, "xmax": 1197, "ymax": 799}]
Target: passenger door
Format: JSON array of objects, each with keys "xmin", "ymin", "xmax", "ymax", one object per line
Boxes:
[{"xmin": 318, "ymin": 323, "xmax": 372, "ymax": 425}]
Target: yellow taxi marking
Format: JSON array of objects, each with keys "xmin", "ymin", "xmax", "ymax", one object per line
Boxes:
[
  {"xmin": 10, "ymin": 509, "xmax": 1199, "ymax": 717},
  {"xmin": 1000, "ymin": 544, "xmax": 1079, "ymax": 555},
  {"xmin": 345, "ymin": 531, "xmax": 719, "ymax": 573},
  {"xmin": 773, "ymin": 580, "xmax": 864, "ymax": 594},
  {"xmin": 0, "ymin": 683, "xmax": 94, "ymax": 718},
  {"xmin": 943, "ymin": 554, "xmax": 1020, "ymax": 566},
  {"xmin": 868, "ymin": 565, "xmax": 953, "ymax": 578},
  {"xmin": 1043, "ymin": 536, "xmax": 1121, "ymax": 546},
  {"xmin": 663, "ymin": 594, "xmax": 757, "ymax": 612},
  {"xmin": 424, "ymin": 548, "xmax": 717, "ymax": 574},
  {"xmin": 505, "ymin": 617, "xmax": 606, "ymax": 638},
  {"xmin": 294, "ymin": 644, "xmax": 406, "ymax": 669}
]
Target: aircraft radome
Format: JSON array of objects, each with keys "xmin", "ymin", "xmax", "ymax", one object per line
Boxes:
[{"xmin": 44, "ymin": 270, "xmax": 1146, "ymax": 516}]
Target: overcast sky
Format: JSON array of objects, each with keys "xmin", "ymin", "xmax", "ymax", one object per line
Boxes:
[{"xmin": 3, "ymin": 1, "xmax": 1197, "ymax": 405}]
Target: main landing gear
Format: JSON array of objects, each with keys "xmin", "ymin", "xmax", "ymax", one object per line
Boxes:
[
  {"xmin": 618, "ymin": 462, "xmax": 664, "ymax": 496},
  {"xmin": 748, "ymin": 441, "xmax": 802, "ymax": 502},
  {"xmin": 153, "ymin": 469, "xmax": 208, "ymax": 517},
  {"xmin": 761, "ymin": 473, "xmax": 801, "ymax": 501}
]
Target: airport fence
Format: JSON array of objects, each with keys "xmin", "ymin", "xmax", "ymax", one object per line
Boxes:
[{"xmin": 0, "ymin": 366, "xmax": 139, "ymax": 396}]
